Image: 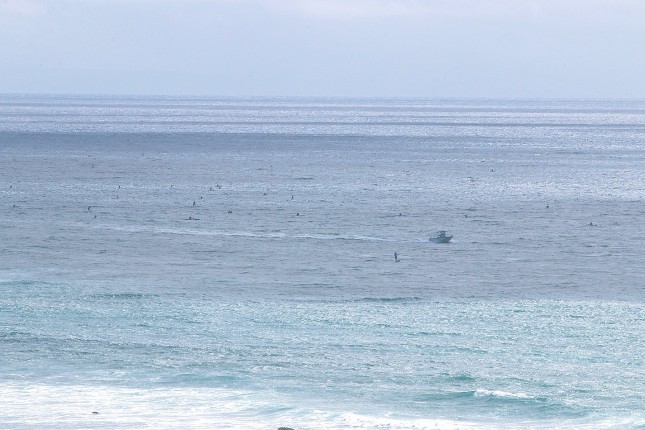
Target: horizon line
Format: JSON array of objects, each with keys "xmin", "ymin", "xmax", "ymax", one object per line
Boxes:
[{"xmin": 2, "ymin": 93, "xmax": 645, "ymax": 102}]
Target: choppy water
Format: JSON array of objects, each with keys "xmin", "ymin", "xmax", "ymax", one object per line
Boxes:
[{"xmin": 1, "ymin": 95, "xmax": 644, "ymax": 429}]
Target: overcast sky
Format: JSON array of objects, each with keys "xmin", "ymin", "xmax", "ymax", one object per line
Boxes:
[{"xmin": 1, "ymin": 0, "xmax": 644, "ymax": 98}]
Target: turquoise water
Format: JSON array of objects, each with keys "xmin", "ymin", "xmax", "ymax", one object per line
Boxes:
[{"xmin": 1, "ymin": 96, "xmax": 644, "ymax": 429}]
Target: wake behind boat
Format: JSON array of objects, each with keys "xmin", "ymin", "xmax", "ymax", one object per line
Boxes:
[{"xmin": 429, "ymin": 231, "xmax": 452, "ymax": 243}]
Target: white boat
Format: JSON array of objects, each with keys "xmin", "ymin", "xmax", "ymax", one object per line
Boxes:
[{"xmin": 429, "ymin": 231, "xmax": 452, "ymax": 243}]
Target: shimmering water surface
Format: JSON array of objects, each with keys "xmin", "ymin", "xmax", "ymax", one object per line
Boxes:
[{"xmin": 1, "ymin": 96, "xmax": 644, "ymax": 429}]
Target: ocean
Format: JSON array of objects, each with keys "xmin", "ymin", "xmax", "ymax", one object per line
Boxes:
[{"xmin": 0, "ymin": 95, "xmax": 644, "ymax": 429}]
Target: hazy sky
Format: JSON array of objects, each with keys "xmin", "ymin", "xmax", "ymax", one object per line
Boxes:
[{"xmin": 1, "ymin": 0, "xmax": 644, "ymax": 97}]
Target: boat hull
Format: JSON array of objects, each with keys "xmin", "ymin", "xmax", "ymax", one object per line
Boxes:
[{"xmin": 429, "ymin": 236, "xmax": 452, "ymax": 243}]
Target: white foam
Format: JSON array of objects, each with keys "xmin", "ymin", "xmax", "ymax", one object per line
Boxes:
[
  {"xmin": 0, "ymin": 383, "xmax": 536, "ymax": 430},
  {"xmin": 474, "ymin": 388, "xmax": 533, "ymax": 399},
  {"xmin": 1, "ymin": 382, "xmax": 644, "ymax": 429},
  {"xmin": 0, "ymin": 383, "xmax": 290, "ymax": 430},
  {"xmin": 334, "ymin": 412, "xmax": 483, "ymax": 429}
]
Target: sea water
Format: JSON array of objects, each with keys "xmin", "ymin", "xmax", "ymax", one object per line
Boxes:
[{"xmin": 0, "ymin": 96, "xmax": 644, "ymax": 429}]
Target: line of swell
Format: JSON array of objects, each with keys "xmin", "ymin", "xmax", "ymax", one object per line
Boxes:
[{"xmin": 87, "ymin": 223, "xmax": 425, "ymax": 243}]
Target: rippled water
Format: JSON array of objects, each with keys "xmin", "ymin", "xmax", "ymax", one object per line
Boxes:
[{"xmin": 1, "ymin": 96, "xmax": 644, "ymax": 428}]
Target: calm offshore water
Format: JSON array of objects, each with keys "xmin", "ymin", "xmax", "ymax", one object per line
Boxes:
[{"xmin": 1, "ymin": 96, "xmax": 644, "ymax": 429}]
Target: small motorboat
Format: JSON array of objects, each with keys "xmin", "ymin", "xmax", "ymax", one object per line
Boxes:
[{"xmin": 429, "ymin": 231, "xmax": 452, "ymax": 243}]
